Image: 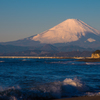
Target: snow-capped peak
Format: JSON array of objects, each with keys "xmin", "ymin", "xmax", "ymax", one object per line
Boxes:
[{"xmin": 32, "ymin": 19, "xmax": 100, "ymax": 44}]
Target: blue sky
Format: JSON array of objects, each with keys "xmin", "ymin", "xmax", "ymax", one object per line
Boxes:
[{"xmin": 0, "ymin": 0, "xmax": 100, "ymax": 42}]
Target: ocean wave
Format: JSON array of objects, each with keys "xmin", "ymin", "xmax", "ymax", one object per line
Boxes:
[
  {"xmin": 22, "ymin": 59, "xmax": 27, "ymax": 61},
  {"xmin": 86, "ymin": 92, "xmax": 100, "ymax": 96},
  {"xmin": 0, "ymin": 78, "xmax": 99, "ymax": 100},
  {"xmin": 50, "ymin": 60, "xmax": 89, "ymax": 65},
  {"xmin": 0, "ymin": 61, "xmax": 4, "ymax": 63},
  {"xmin": 86, "ymin": 62, "xmax": 100, "ymax": 65},
  {"xmin": 50, "ymin": 61, "xmax": 76, "ymax": 64}
]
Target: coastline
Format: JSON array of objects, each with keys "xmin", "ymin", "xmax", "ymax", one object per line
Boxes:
[
  {"xmin": 53, "ymin": 96, "xmax": 100, "ymax": 100},
  {"xmin": 0, "ymin": 56, "xmax": 100, "ymax": 62},
  {"xmin": 78, "ymin": 58, "xmax": 100, "ymax": 62},
  {"xmin": 0, "ymin": 56, "xmax": 87, "ymax": 59}
]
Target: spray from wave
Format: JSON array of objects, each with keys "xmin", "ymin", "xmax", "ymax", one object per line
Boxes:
[{"xmin": 0, "ymin": 78, "xmax": 99, "ymax": 100}]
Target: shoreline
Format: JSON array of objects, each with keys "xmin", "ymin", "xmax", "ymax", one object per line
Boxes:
[
  {"xmin": 0, "ymin": 56, "xmax": 87, "ymax": 59},
  {"xmin": 53, "ymin": 96, "xmax": 100, "ymax": 100},
  {"xmin": 78, "ymin": 58, "xmax": 100, "ymax": 62},
  {"xmin": 0, "ymin": 56, "xmax": 100, "ymax": 62}
]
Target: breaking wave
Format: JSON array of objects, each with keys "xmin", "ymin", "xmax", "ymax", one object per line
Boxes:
[{"xmin": 0, "ymin": 78, "xmax": 99, "ymax": 100}]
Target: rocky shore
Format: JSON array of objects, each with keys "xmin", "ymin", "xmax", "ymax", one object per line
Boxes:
[{"xmin": 78, "ymin": 58, "xmax": 100, "ymax": 62}]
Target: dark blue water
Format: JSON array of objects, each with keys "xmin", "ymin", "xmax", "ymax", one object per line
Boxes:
[{"xmin": 0, "ymin": 58, "xmax": 100, "ymax": 100}]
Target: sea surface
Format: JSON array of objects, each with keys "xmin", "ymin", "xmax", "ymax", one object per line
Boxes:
[{"xmin": 0, "ymin": 58, "xmax": 100, "ymax": 100}]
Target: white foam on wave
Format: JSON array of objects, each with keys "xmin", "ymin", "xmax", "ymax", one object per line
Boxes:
[
  {"xmin": 86, "ymin": 92, "xmax": 100, "ymax": 96},
  {"xmin": 63, "ymin": 78, "xmax": 82, "ymax": 87},
  {"xmin": 22, "ymin": 59, "xmax": 27, "ymax": 61},
  {"xmin": 30, "ymin": 78, "xmax": 89, "ymax": 98},
  {"xmin": 0, "ymin": 85, "xmax": 21, "ymax": 100},
  {"xmin": 0, "ymin": 78, "xmax": 100, "ymax": 99},
  {"xmin": 0, "ymin": 61, "xmax": 4, "ymax": 63},
  {"xmin": 51, "ymin": 61, "xmax": 75, "ymax": 64},
  {"xmin": 10, "ymin": 96, "xmax": 18, "ymax": 100},
  {"xmin": 0, "ymin": 85, "xmax": 21, "ymax": 92},
  {"xmin": 86, "ymin": 62, "xmax": 100, "ymax": 65},
  {"xmin": 61, "ymin": 78, "xmax": 89, "ymax": 97}
]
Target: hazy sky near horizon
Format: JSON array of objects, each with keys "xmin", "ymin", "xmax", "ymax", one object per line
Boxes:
[{"xmin": 0, "ymin": 0, "xmax": 100, "ymax": 42}]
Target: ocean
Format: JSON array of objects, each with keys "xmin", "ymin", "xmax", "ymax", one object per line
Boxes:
[{"xmin": 0, "ymin": 58, "xmax": 100, "ymax": 100}]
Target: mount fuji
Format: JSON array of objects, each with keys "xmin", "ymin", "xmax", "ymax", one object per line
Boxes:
[
  {"xmin": 1, "ymin": 19, "xmax": 100, "ymax": 48},
  {"xmin": 32, "ymin": 19, "xmax": 100, "ymax": 44}
]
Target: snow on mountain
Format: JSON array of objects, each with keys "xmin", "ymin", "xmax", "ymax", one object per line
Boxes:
[
  {"xmin": 32, "ymin": 19, "xmax": 100, "ymax": 44},
  {"xmin": 1, "ymin": 19, "xmax": 100, "ymax": 49},
  {"xmin": 87, "ymin": 38, "xmax": 96, "ymax": 42}
]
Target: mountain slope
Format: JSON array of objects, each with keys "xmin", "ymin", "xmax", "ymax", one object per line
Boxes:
[
  {"xmin": 40, "ymin": 44, "xmax": 57, "ymax": 51},
  {"xmin": 0, "ymin": 44, "xmax": 28, "ymax": 53},
  {"xmin": 0, "ymin": 36, "xmax": 42, "ymax": 46},
  {"xmin": 58, "ymin": 45, "xmax": 85, "ymax": 52},
  {"xmin": 1, "ymin": 19, "xmax": 100, "ymax": 48},
  {"xmin": 32, "ymin": 19, "xmax": 100, "ymax": 44}
]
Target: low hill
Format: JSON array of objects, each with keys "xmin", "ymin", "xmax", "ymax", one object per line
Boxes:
[
  {"xmin": 0, "ymin": 44, "xmax": 28, "ymax": 54},
  {"xmin": 91, "ymin": 50, "xmax": 100, "ymax": 58}
]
